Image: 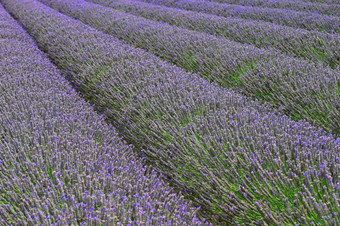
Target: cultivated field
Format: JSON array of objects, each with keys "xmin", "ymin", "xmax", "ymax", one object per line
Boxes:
[{"xmin": 0, "ymin": 0, "xmax": 339, "ymax": 225}]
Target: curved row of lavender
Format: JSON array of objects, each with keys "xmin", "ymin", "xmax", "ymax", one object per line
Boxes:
[
  {"xmin": 206, "ymin": 0, "xmax": 340, "ymax": 17},
  {"xmin": 137, "ymin": 0, "xmax": 340, "ymax": 34},
  {"xmin": 3, "ymin": 0, "xmax": 339, "ymax": 224},
  {"xmin": 0, "ymin": 3, "xmax": 206, "ymax": 225},
  {"xmin": 88, "ymin": 0, "xmax": 340, "ymax": 70},
  {"xmin": 39, "ymin": 0, "xmax": 340, "ymax": 135}
]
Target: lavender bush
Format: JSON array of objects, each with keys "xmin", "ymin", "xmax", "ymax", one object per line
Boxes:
[
  {"xmin": 3, "ymin": 0, "xmax": 339, "ymax": 224},
  {"xmin": 138, "ymin": 0, "xmax": 340, "ymax": 34},
  {"xmin": 39, "ymin": 0, "xmax": 340, "ymax": 135},
  {"xmin": 0, "ymin": 3, "xmax": 206, "ymax": 225},
  {"xmin": 88, "ymin": 0, "xmax": 340, "ymax": 69},
  {"xmin": 206, "ymin": 0, "xmax": 340, "ymax": 17}
]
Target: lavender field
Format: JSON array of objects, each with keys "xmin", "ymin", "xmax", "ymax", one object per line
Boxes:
[{"xmin": 0, "ymin": 0, "xmax": 339, "ymax": 225}]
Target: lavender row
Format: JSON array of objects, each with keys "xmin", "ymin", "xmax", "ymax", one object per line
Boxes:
[
  {"xmin": 0, "ymin": 10, "xmax": 35, "ymax": 42},
  {"xmin": 206, "ymin": 0, "xmax": 340, "ymax": 17},
  {"xmin": 4, "ymin": 0, "xmax": 340, "ymax": 224},
  {"xmin": 88, "ymin": 0, "xmax": 340, "ymax": 70},
  {"xmin": 41, "ymin": 0, "xmax": 340, "ymax": 135},
  {"xmin": 0, "ymin": 3, "xmax": 205, "ymax": 225},
  {"xmin": 138, "ymin": 0, "xmax": 340, "ymax": 34}
]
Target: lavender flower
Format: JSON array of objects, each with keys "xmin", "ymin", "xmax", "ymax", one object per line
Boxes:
[
  {"xmin": 206, "ymin": 0, "xmax": 340, "ymax": 17},
  {"xmin": 0, "ymin": 3, "xmax": 206, "ymax": 225},
  {"xmin": 139, "ymin": 0, "xmax": 340, "ymax": 34},
  {"xmin": 40, "ymin": 0, "xmax": 340, "ymax": 134},
  {"xmin": 1, "ymin": 0, "xmax": 339, "ymax": 225},
  {"xmin": 87, "ymin": 0, "xmax": 340, "ymax": 69}
]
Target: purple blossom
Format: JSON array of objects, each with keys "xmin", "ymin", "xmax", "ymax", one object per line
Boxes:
[
  {"xmin": 0, "ymin": 1, "xmax": 205, "ymax": 225},
  {"xmin": 1, "ymin": 0, "xmax": 339, "ymax": 225}
]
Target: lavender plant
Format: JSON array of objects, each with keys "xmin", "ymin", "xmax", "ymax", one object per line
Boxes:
[
  {"xmin": 3, "ymin": 0, "xmax": 339, "ymax": 224},
  {"xmin": 206, "ymin": 0, "xmax": 340, "ymax": 17},
  {"xmin": 0, "ymin": 3, "xmax": 206, "ymax": 225},
  {"xmin": 138, "ymin": 0, "xmax": 340, "ymax": 34},
  {"xmin": 39, "ymin": 0, "xmax": 340, "ymax": 135},
  {"xmin": 88, "ymin": 0, "xmax": 340, "ymax": 70}
]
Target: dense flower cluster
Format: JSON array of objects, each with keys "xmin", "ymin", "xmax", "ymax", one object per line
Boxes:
[
  {"xmin": 87, "ymin": 0, "xmax": 340, "ymax": 69},
  {"xmin": 2, "ymin": 0, "xmax": 339, "ymax": 225},
  {"xmin": 206, "ymin": 0, "xmax": 340, "ymax": 17},
  {"xmin": 0, "ymin": 3, "xmax": 206, "ymax": 225},
  {"xmin": 39, "ymin": 0, "xmax": 340, "ymax": 135},
  {"xmin": 139, "ymin": 0, "xmax": 340, "ymax": 34}
]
